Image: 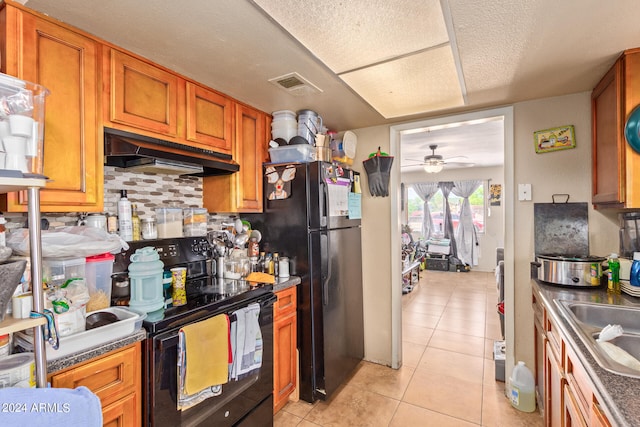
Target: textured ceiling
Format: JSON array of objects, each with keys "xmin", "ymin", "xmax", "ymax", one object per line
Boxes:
[{"xmin": 19, "ymin": 0, "xmax": 640, "ymax": 169}]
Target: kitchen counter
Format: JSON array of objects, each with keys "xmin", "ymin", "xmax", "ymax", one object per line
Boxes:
[
  {"xmin": 47, "ymin": 328, "xmax": 147, "ymax": 374},
  {"xmin": 273, "ymin": 275, "xmax": 301, "ymax": 292},
  {"xmin": 532, "ymin": 279, "xmax": 640, "ymax": 427}
]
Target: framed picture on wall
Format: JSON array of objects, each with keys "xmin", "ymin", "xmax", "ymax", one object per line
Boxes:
[{"xmin": 534, "ymin": 125, "xmax": 576, "ymax": 153}]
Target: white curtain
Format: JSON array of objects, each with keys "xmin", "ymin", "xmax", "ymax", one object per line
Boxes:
[
  {"xmin": 411, "ymin": 182, "xmax": 439, "ymax": 239},
  {"xmin": 439, "ymin": 181, "xmax": 457, "ymax": 258},
  {"xmin": 452, "ymin": 180, "xmax": 482, "ymax": 266}
]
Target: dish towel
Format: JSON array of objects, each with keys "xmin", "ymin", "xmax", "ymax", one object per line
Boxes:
[
  {"xmin": 229, "ymin": 302, "xmax": 263, "ymax": 380},
  {"xmin": 0, "ymin": 386, "xmax": 102, "ymax": 426},
  {"xmin": 177, "ymin": 314, "xmax": 229, "ymax": 410}
]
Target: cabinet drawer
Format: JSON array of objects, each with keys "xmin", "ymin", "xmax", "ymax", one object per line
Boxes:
[
  {"xmin": 275, "ymin": 287, "xmax": 297, "ymax": 318},
  {"xmin": 565, "ymin": 345, "xmax": 591, "ymax": 423},
  {"xmin": 545, "ymin": 312, "xmax": 563, "ymax": 366},
  {"xmin": 102, "ymin": 392, "xmax": 139, "ymax": 427},
  {"xmin": 50, "ymin": 344, "xmax": 138, "ymax": 408}
]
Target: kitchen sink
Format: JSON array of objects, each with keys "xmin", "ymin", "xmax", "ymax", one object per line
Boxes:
[{"xmin": 555, "ymin": 300, "xmax": 640, "ymax": 378}]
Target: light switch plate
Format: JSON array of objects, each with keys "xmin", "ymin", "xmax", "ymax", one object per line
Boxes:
[{"xmin": 518, "ymin": 184, "xmax": 532, "ymax": 201}]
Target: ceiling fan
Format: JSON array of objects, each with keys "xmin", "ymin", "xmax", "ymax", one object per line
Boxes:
[{"xmin": 404, "ymin": 144, "xmax": 475, "ymax": 173}]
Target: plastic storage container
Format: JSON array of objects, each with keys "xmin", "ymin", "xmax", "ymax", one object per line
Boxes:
[
  {"xmin": 269, "ymin": 144, "xmax": 314, "ymax": 163},
  {"xmin": 0, "ymin": 73, "xmax": 49, "ymax": 176},
  {"xmin": 183, "ymin": 208, "xmax": 208, "ymax": 236},
  {"xmin": 85, "ymin": 253, "xmax": 115, "ymax": 312},
  {"xmin": 509, "ymin": 361, "xmax": 536, "ymax": 412},
  {"xmin": 128, "ymin": 247, "xmax": 164, "ymax": 313},
  {"xmin": 42, "ymin": 257, "xmax": 86, "ymax": 286},
  {"xmin": 631, "ymin": 252, "xmax": 640, "ymax": 287},
  {"xmin": 156, "ymin": 207, "xmax": 183, "ymax": 238}
]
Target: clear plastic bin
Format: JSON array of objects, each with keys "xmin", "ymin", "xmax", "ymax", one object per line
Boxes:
[
  {"xmin": 183, "ymin": 208, "xmax": 208, "ymax": 236},
  {"xmin": 156, "ymin": 207, "xmax": 183, "ymax": 238},
  {"xmin": 0, "ymin": 73, "xmax": 49, "ymax": 176},
  {"xmin": 42, "ymin": 257, "xmax": 86, "ymax": 286},
  {"xmin": 269, "ymin": 144, "xmax": 314, "ymax": 163},
  {"xmin": 85, "ymin": 253, "xmax": 115, "ymax": 312}
]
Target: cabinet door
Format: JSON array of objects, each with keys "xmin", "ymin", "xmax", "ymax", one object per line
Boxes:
[
  {"xmin": 564, "ymin": 384, "xmax": 588, "ymax": 427},
  {"xmin": 591, "ymin": 61, "xmax": 624, "ymax": 205},
  {"xmin": 203, "ymin": 103, "xmax": 266, "ymax": 213},
  {"xmin": 185, "ymin": 82, "xmax": 233, "ymax": 154},
  {"xmin": 108, "ymin": 49, "xmax": 179, "ymax": 138},
  {"xmin": 545, "ymin": 341, "xmax": 563, "ymax": 427},
  {"xmin": 274, "ymin": 312, "xmax": 297, "ymax": 413},
  {"xmin": 2, "ymin": 7, "xmax": 102, "ymax": 212},
  {"xmin": 50, "ymin": 344, "xmax": 140, "ymax": 410},
  {"xmin": 590, "ymin": 399, "xmax": 612, "ymax": 427}
]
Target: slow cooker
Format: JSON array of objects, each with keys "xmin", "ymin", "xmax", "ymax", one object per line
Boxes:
[{"xmin": 533, "ymin": 254, "xmax": 606, "ymax": 287}]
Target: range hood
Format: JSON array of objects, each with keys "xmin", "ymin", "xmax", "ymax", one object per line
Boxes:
[{"xmin": 104, "ymin": 127, "xmax": 239, "ymax": 176}]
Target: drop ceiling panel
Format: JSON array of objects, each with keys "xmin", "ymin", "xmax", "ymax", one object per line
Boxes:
[
  {"xmin": 340, "ymin": 46, "xmax": 465, "ymax": 118},
  {"xmin": 252, "ymin": 0, "xmax": 449, "ymax": 73}
]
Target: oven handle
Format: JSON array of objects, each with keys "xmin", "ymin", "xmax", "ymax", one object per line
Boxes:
[{"xmin": 157, "ymin": 294, "xmax": 276, "ymax": 352}]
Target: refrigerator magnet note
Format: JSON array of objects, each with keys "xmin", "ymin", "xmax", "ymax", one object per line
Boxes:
[
  {"xmin": 266, "ymin": 165, "xmax": 296, "ymax": 200},
  {"xmin": 348, "ymin": 193, "xmax": 362, "ymax": 219}
]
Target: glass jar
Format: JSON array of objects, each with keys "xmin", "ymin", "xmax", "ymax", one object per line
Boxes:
[{"xmin": 141, "ymin": 217, "xmax": 158, "ymax": 240}]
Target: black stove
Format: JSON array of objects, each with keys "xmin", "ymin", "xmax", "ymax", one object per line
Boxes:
[
  {"xmin": 143, "ymin": 277, "xmax": 272, "ymax": 334},
  {"xmin": 113, "ymin": 236, "xmax": 272, "ymax": 335},
  {"xmin": 117, "ymin": 237, "xmax": 277, "ymax": 426}
]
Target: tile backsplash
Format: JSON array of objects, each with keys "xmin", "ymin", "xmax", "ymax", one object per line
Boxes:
[{"xmin": 4, "ymin": 166, "xmax": 236, "ymax": 230}]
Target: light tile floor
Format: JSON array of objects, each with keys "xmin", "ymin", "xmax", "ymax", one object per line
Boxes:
[{"xmin": 274, "ymin": 269, "xmax": 544, "ymax": 426}]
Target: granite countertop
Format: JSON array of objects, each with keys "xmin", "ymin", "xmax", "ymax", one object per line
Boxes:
[
  {"xmin": 47, "ymin": 328, "xmax": 147, "ymax": 374},
  {"xmin": 532, "ymin": 279, "xmax": 640, "ymax": 427},
  {"xmin": 273, "ymin": 275, "xmax": 301, "ymax": 292}
]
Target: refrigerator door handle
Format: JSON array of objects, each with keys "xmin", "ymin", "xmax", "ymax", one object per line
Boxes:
[
  {"xmin": 319, "ymin": 175, "xmax": 328, "ymax": 228},
  {"xmin": 321, "ymin": 230, "xmax": 331, "ymax": 306}
]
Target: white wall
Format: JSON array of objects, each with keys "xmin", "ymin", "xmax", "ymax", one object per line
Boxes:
[
  {"xmin": 402, "ymin": 166, "xmax": 505, "ymax": 272},
  {"xmin": 512, "ymin": 91, "xmax": 619, "ymax": 369},
  {"xmin": 352, "ymin": 90, "xmax": 620, "ymax": 371}
]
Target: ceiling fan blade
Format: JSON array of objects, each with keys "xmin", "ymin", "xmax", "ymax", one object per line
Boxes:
[
  {"xmin": 443, "ymin": 155, "xmax": 469, "ymax": 161},
  {"xmin": 444, "ymin": 161, "xmax": 475, "ymax": 167}
]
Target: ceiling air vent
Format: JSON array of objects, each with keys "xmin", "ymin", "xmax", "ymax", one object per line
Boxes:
[{"xmin": 269, "ymin": 72, "xmax": 322, "ymax": 97}]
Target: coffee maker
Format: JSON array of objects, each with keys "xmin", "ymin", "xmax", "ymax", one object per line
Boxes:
[{"xmin": 620, "ymin": 212, "xmax": 640, "ymax": 258}]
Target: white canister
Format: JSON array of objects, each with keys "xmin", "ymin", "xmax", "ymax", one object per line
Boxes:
[
  {"xmin": 11, "ymin": 293, "xmax": 32, "ymax": 319},
  {"xmin": 85, "ymin": 213, "xmax": 107, "ymax": 231},
  {"xmin": 278, "ymin": 257, "xmax": 290, "ymax": 278}
]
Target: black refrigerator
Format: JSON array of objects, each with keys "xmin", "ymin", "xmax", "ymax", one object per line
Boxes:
[{"xmin": 246, "ymin": 161, "xmax": 364, "ymax": 403}]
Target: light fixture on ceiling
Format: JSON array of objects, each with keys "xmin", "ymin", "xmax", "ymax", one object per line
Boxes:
[{"xmin": 423, "ymin": 160, "xmax": 444, "ymax": 173}]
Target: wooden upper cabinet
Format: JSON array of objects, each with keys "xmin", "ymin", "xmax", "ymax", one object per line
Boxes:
[
  {"xmin": 592, "ymin": 48, "xmax": 640, "ymax": 208},
  {"xmin": 107, "ymin": 48, "xmax": 179, "ymax": 138},
  {"xmin": 0, "ymin": 4, "xmax": 102, "ymax": 212},
  {"xmin": 203, "ymin": 103, "xmax": 267, "ymax": 213},
  {"xmin": 185, "ymin": 82, "xmax": 233, "ymax": 154}
]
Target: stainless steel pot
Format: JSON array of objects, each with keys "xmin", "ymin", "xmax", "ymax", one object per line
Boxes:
[{"xmin": 533, "ymin": 254, "xmax": 606, "ymax": 287}]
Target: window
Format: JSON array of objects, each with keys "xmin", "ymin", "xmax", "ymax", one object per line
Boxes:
[{"xmin": 406, "ymin": 182, "xmax": 485, "ymax": 240}]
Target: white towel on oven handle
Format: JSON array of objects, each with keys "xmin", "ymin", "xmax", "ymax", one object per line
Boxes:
[{"xmin": 229, "ymin": 302, "xmax": 263, "ymax": 380}]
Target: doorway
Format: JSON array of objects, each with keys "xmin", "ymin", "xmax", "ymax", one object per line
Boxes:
[{"xmin": 389, "ymin": 106, "xmax": 514, "ymax": 369}]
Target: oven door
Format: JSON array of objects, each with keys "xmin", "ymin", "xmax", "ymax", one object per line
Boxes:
[{"xmin": 145, "ymin": 294, "xmax": 275, "ymax": 427}]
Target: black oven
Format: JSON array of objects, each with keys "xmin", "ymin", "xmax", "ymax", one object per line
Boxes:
[
  {"xmin": 145, "ymin": 290, "xmax": 275, "ymax": 427},
  {"xmin": 114, "ymin": 238, "xmax": 276, "ymax": 427}
]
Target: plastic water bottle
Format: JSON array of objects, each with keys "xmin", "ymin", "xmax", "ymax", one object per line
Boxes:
[
  {"xmin": 631, "ymin": 252, "xmax": 640, "ymax": 287},
  {"xmin": 509, "ymin": 361, "xmax": 536, "ymax": 412},
  {"xmin": 128, "ymin": 247, "xmax": 164, "ymax": 313}
]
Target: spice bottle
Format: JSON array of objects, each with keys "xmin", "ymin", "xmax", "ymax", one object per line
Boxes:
[
  {"xmin": 131, "ymin": 204, "xmax": 141, "ymax": 241},
  {"xmin": 273, "ymin": 252, "xmax": 280, "ymax": 277}
]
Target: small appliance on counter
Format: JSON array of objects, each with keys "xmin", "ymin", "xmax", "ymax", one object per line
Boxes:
[{"xmin": 531, "ymin": 195, "xmax": 606, "ymax": 287}]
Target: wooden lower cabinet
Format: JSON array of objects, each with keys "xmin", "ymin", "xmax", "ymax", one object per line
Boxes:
[
  {"xmin": 49, "ymin": 342, "xmax": 142, "ymax": 427},
  {"xmin": 273, "ymin": 286, "xmax": 297, "ymax": 413},
  {"xmin": 533, "ymin": 287, "xmax": 613, "ymax": 427}
]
